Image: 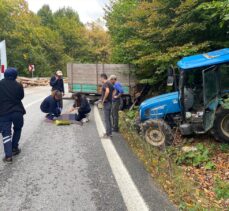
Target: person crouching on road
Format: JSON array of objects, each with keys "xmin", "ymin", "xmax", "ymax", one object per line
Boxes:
[
  {"xmin": 69, "ymin": 93, "xmax": 91, "ymax": 122},
  {"xmin": 109, "ymin": 75, "xmax": 124, "ymax": 132},
  {"xmin": 50, "ymin": 70, "xmax": 64, "ymax": 108},
  {"xmin": 40, "ymin": 91, "xmax": 62, "ymax": 120},
  {"xmin": 100, "ymin": 73, "xmax": 114, "ymax": 138},
  {"xmin": 0, "ymin": 68, "xmax": 26, "ymax": 163}
]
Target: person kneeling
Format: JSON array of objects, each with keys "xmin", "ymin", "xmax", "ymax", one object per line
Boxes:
[
  {"xmin": 40, "ymin": 91, "xmax": 62, "ymax": 120},
  {"xmin": 70, "ymin": 93, "xmax": 91, "ymax": 122}
]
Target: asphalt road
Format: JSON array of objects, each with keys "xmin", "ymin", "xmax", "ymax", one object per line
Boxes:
[{"xmin": 0, "ymin": 86, "xmax": 177, "ymax": 211}]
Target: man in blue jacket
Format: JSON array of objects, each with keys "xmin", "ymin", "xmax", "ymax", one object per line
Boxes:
[
  {"xmin": 40, "ymin": 91, "xmax": 62, "ymax": 120},
  {"xmin": 0, "ymin": 68, "xmax": 26, "ymax": 163},
  {"xmin": 109, "ymin": 75, "xmax": 124, "ymax": 132}
]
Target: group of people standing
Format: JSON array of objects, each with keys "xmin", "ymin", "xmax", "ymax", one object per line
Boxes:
[{"xmin": 100, "ymin": 74, "xmax": 124, "ymax": 138}]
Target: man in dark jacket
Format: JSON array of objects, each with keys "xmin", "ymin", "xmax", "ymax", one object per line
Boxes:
[
  {"xmin": 100, "ymin": 73, "xmax": 114, "ymax": 138},
  {"xmin": 50, "ymin": 70, "xmax": 64, "ymax": 108},
  {"xmin": 0, "ymin": 68, "xmax": 26, "ymax": 163},
  {"xmin": 40, "ymin": 91, "xmax": 62, "ymax": 120}
]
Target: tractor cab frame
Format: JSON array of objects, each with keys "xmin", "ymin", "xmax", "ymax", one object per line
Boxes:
[{"xmin": 178, "ymin": 63, "xmax": 229, "ymax": 136}]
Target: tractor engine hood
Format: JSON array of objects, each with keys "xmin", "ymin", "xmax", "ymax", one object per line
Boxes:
[{"xmin": 139, "ymin": 91, "xmax": 181, "ymax": 121}]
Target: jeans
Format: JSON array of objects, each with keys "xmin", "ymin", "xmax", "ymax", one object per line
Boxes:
[
  {"xmin": 112, "ymin": 100, "xmax": 120, "ymax": 131},
  {"xmin": 104, "ymin": 102, "xmax": 112, "ymax": 136},
  {"xmin": 75, "ymin": 108, "xmax": 91, "ymax": 121},
  {"xmin": 0, "ymin": 112, "xmax": 24, "ymax": 157}
]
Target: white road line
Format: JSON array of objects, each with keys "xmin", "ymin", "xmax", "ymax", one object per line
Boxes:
[
  {"xmin": 94, "ymin": 106, "xmax": 149, "ymax": 211},
  {"xmin": 24, "ymin": 99, "xmax": 43, "ymax": 109}
]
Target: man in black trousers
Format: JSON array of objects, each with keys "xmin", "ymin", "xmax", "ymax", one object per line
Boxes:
[
  {"xmin": 100, "ymin": 73, "xmax": 114, "ymax": 138},
  {"xmin": 0, "ymin": 68, "xmax": 26, "ymax": 163}
]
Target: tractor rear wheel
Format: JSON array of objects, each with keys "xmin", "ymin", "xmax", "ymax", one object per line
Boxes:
[
  {"xmin": 142, "ymin": 119, "xmax": 173, "ymax": 147},
  {"xmin": 212, "ymin": 108, "xmax": 229, "ymax": 142}
]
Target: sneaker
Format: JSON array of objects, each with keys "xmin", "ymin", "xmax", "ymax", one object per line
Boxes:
[
  {"xmin": 12, "ymin": 148, "xmax": 21, "ymax": 156},
  {"xmin": 3, "ymin": 157, "xmax": 13, "ymax": 163},
  {"xmin": 46, "ymin": 114, "xmax": 55, "ymax": 120},
  {"xmin": 81, "ymin": 118, "xmax": 89, "ymax": 123}
]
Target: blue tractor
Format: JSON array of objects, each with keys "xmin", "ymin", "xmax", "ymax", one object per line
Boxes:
[{"xmin": 139, "ymin": 49, "xmax": 229, "ymax": 147}]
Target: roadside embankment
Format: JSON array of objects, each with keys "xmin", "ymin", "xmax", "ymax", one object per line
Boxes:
[{"xmin": 119, "ymin": 110, "xmax": 229, "ymax": 210}]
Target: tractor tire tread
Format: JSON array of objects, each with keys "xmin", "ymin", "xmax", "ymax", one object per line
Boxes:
[
  {"xmin": 212, "ymin": 107, "xmax": 229, "ymax": 143},
  {"xmin": 141, "ymin": 119, "xmax": 173, "ymax": 146}
]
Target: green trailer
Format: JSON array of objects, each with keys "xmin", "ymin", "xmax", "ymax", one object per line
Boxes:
[{"xmin": 67, "ymin": 63, "xmax": 136, "ymax": 105}]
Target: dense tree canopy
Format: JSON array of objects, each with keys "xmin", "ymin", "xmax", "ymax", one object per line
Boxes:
[
  {"xmin": 85, "ymin": 22, "xmax": 111, "ymax": 62},
  {"xmin": 0, "ymin": 0, "xmax": 110, "ymax": 76},
  {"xmin": 105, "ymin": 0, "xmax": 229, "ymax": 85}
]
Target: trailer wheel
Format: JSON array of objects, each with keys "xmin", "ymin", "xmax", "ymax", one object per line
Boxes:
[
  {"xmin": 212, "ymin": 108, "xmax": 229, "ymax": 143},
  {"xmin": 142, "ymin": 119, "xmax": 173, "ymax": 147}
]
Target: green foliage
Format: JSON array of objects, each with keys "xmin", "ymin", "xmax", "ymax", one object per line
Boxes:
[
  {"xmin": 204, "ymin": 161, "xmax": 216, "ymax": 170},
  {"xmin": 179, "ymin": 203, "xmax": 212, "ymax": 211},
  {"xmin": 126, "ymin": 110, "xmax": 137, "ymax": 119},
  {"xmin": 198, "ymin": 0, "xmax": 229, "ymax": 31},
  {"xmin": 214, "ymin": 178, "xmax": 229, "ymax": 200},
  {"xmin": 85, "ymin": 22, "xmax": 111, "ymax": 63},
  {"xmin": 176, "ymin": 144, "xmax": 215, "ymax": 169},
  {"xmin": 0, "ymin": 0, "xmax": 110, "ymax": 77},
  {"xmin": 51, "ymin": 8, "xmax": 87, "ymax": 62},
  {"xmin": 105, "ymin": 0, "xmax": 229, "ymax": 86},
  {"xmin": 220, "ymin": 143, "xmax": 229, "ymax": 153},
  {"xmin": 222, "ymin": 98, "xmax": 229, "ymax": 109},
  {"xmin": 37, "ymin": 5, "xmax": 54, "ymax": 28}
]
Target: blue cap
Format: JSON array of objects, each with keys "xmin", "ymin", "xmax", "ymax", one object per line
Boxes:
[{"xmin": 4, "ymin": 67, "xmax": 18, "ymax": 80}]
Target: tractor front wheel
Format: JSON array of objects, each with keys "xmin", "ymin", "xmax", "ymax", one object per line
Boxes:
[
  {"xmin": 142, "ymin": 119, "xmax": 173, "ymax": 147},
  {"xmin": 212, "ymin": 108, "xmax": 229, "ymax": 142}
]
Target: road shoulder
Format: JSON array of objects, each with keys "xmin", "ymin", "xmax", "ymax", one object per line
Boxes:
[{"xmin": 95, "ymin": 106, "xmax": 177, "ymax": 211}]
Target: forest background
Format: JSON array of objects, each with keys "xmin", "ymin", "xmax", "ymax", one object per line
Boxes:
[{"xmin": 0, "ymin": 0, "xmax": 228, "ymax": 85}]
